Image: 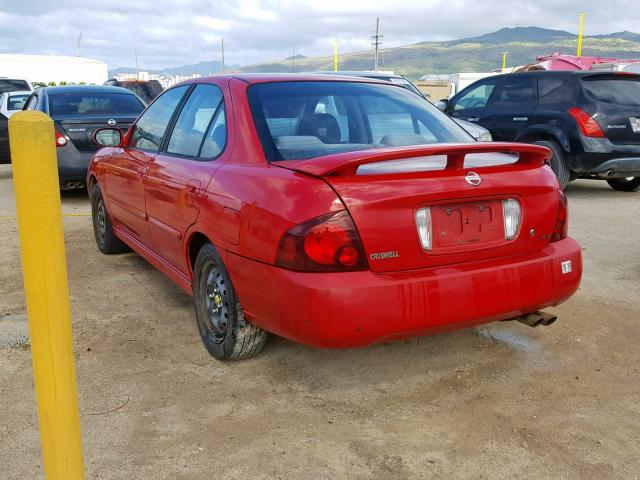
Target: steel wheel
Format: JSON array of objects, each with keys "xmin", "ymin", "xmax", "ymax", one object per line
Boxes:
[{"xmin": 203, "ymin": 264, "xmax": 229, "ymax": 344}]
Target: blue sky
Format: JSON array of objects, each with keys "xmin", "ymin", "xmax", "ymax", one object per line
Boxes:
[{"xmin": 0, "ymin": 0, "xmax": 637, "ymax": 69}]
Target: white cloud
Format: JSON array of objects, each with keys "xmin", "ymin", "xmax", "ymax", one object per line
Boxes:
[{"xmin": 0, "ymin": 0, "xmax": 638, "ymax": 70}]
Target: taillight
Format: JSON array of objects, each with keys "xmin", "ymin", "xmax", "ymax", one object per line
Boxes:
[
  {"xmin": 502, "ymin": 199, "xmax": 522, "ymax": 240},
  {"xmin": 551, "ymin": 190, "xmax": 568, "ymax": 242},
  {"xmin": 276, "ymin": 210, "xmax": 368, "ymax": 272},
  {"xmin": 55, "ymin": 130, "xmax": 67, "ymax": 147},
  {"xmin": 568, "ymin": 107, "xmax": 605, "ymax": 138}
]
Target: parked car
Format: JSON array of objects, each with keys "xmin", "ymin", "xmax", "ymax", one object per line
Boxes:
[
  {"xmin": 317, "ymin": 71, "xmax": 493, "ymax": 141},
  {"xmin": 104, "ymin": 78, "xmax": 163, "ymax": 103},
  {"xmin": 0, "ymin": 78, "xmax": 33, "ymax": 164},
  {"xmin": 23, "ymin": 85, "xmax": 145, "ymax": 189},
  {"xmin": 88, "ymin": 74, "xmax": 581, "ymax": 361},
  {"xmin": 438, "ymin": 71, "xmax": 640, "ymax": 191}
]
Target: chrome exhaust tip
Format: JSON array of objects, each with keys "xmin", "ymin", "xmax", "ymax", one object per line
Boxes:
[
  {"xmin": 515, "ymin": 311, "xmax": 558, "ymax": 328},
  {"xmin": 66, "ymin": 181, "xmax": 77, "ymax": 189},
  {"xmin": 76, "ymin": 181, "xmax": 85, "ymax": 189}
]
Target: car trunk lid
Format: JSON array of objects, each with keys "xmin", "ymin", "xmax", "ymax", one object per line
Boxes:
[
  {"xmin": 56, "ymin": 115, "xmax": 137, "ymax": 152},
  {"xmin": 274, "ymin": 142, "xmax": 561, "ymax": 273}
]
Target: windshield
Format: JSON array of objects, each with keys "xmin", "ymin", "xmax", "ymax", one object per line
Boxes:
[
  {"xmin": 248, "ymin": 81, "xmax": 471, "ymax": 161},
  {"xmin": 581, "ymin": 76, "xmax": 640, "ymax": 107},
  {"xmin": 0, "ymin": 79, "xmax": 30, "ymax": 94},
  {"xmin": 48, "ymin": 92, "xmax": 145, "ymax": 116}
]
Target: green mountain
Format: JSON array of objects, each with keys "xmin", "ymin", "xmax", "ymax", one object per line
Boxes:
[{"xmin": 233, "ymin": 27, "xmax": 640, "ymax": 80}]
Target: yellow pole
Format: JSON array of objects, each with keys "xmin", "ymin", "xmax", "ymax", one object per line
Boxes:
[
  {"xmin": 9, "ymin": 111, "xmax": 85, "ymax": 480},
  {"xmin": 333, "ymin": 41, "xmax": 339, "ymax": 72},
  {"xmin": 502, "ymin": 52, "xmax": 507, "ymax": 70},
  {"xmin": 577, "ymin": 13, "xmax": 586, "ymax": 57}
]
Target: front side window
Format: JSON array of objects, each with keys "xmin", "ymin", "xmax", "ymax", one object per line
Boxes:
[
  {"xmin": 48, "ymin": 93, "xmax": 144, "ymax": 116},
  {"xmin": 130, "ymin": 85, "xmax": 189, "ymax": 152},
  {"xmin": 166, "ymin": 84, "xmax": 224, "ymax": 158},
  {"xmin": 248, "ymin": 81, "xmax": 471, "ymax": 161},
  {"xmin": 452, "ymin": 80, "xmax": 498, "ymax": 112}
]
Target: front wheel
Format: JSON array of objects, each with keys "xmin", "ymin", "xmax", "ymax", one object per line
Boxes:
[
  {"xmin": 607, "ymin": 177, "xmax": 640, "ymax": 192},
  {"xmin": 193, "ymin": 243, "xmax": 267, "ymax": 361}
]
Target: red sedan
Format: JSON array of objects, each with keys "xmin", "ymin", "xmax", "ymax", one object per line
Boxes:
[{"xmin": 88, "ymin": 74, "xmax": 582, "ymax": 360}]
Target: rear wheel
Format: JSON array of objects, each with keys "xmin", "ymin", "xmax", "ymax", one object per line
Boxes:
[
  {"xmin": 193, "ymin": 243, "xmax": 267, "ymax": 361},
  {"xmin": 606, "ymin": 177, "xmax": 640, "ymax": 192},
  {"xmin": 533, "ymin": 140, "xmax": 570, "ymax": 189},
  {"xmin": 91, "ymin": 183, "xmax": 130, "ymax": 254}
]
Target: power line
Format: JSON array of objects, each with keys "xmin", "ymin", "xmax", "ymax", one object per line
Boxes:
[{"xmin": 371, "ymin": 17, "xmax": 383, "ymax": 71}]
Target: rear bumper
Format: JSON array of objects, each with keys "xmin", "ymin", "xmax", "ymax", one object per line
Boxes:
[
  {"xmin": 57, "ymin": 148, "xmax": 96, "ymax": 186},
  {"xmin": 222, "ymin": 238, "xmax": 582, "ymax": 348},
  {"xmin": 574, "ymin": 136, "xmax": 640, "ymax": 177}
]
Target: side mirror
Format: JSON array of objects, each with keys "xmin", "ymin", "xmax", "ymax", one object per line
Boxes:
[
  {"xmin": 434, "ymin": 99, "xmax": 448, "ymax": 112},
  {"xmin": 93, "ymin": 128, "xmax": 123, "ymax": 147}
]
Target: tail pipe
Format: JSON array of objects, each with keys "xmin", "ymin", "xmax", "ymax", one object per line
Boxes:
[{"xmin": 514, "ymin": 311, "xmax": 558, "ymax": 328}]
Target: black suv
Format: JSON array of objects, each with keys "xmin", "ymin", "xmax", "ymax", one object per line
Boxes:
[{"xmin": 441, "ymin": 71, "xmax": 640, "ymax": 191}]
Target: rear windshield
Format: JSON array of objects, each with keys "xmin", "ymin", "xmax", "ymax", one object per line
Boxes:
[
  {"xmin": 0, "ymin": 79, "xmax": 30, "ymax": 94},
  {"xmin": 8, "ymin": 94, "xmax": 29, "ymax": 110},
  {"xmin": 48, "ymin": 92, "xmax": 145, "ymax": 116},
  {"xmin": 581, "ymin": 76, "xmax": 640, "ymax": 107},
  {"xmin": 248, "ymin": 81, "xmax": 471, "ymax": 161}
]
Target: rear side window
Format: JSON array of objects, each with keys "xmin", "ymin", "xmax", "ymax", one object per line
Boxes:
[
  {"xmin": 488, "ymin": 76, "xmax": 537, "ymax": 107},
  {"xmin": 8, "ymin": 94, "xmax": 29, "ymax": 111},
  {"xmin": 166, "ymin": 84, "xmax": 224, "ymax": 158},
  {"xmin": 581, "ymin": 76, "xmax": 640, "ymax": 107},
  {"xmin": 48, "ymin": 93, "xmax": 144, "ymax": 116},
  {"xmin": 130, "ymin": 85, "xmax": 189, "ymax": 152},
  {"xmin": 538, "ymin": 76, "xmax": 576, "ymax": 104},
  {"xmin": 452, "ymin": 81, "xmax": 497, "ymax": 111}
]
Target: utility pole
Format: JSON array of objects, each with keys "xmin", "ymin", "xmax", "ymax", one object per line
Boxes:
[
  {"xmin": 76, "ymin": 32, "xmax": 82, "ymax": 57},
  {"xmin": 371, "ymin": 17, "xmax": 383, "ymax": 71},
  {"xmin": 221, "ymin": 37, "xmax": 225, "ymax": 73},
  {"xmin": 134, "ymin": 49, "xmax": 139, "ymax": 81}
]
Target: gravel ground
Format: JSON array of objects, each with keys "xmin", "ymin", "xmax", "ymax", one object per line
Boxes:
[{"xmin": 1, "ymin": 163, "xmax": 639, "ymax": 479}]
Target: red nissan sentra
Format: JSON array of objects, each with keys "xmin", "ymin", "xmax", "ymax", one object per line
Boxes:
[{"xmin": 87, "ymin": 74, "xmax": 582, "ymax": 361}]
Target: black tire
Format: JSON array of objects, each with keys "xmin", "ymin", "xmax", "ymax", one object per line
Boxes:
[
  {"xmin": 193, "ymin": 243, "xmax": 267, "ymax": 361},
  {"xmin": 606, "ymin": 177, "xmax": 640, "ymax": 192},
  {"xmin": 91, "ymin": 183, "xmax": 130, "ymax": 254},
  {"xmin": 533, "ymin": 140, "xmax": 570, "ymax": 189}
]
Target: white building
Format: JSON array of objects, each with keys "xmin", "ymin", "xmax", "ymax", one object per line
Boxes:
[{"xmin": 0, "ymin": 54, "xmax": 108, "ymax": 85}]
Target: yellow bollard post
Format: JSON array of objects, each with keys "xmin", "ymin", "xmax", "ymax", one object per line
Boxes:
[
  {"xmin": 334, "ymin": 41, "xmax": 339, "ymax": 72},
  {"xmin": 9, "ymin": 111, "xmax": 85, "ymax": 480},
  {"xmin": 577, "ymin": 13, "xmax": 586, "ymax": 57}
]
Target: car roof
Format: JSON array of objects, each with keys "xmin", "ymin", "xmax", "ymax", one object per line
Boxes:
[
  {"xmin": 2, "ymin": 90, "xmax": 32, "ymax": 96},
  {"xmin": 172, "ymin": 73, "xmax": 393, "ymax": 87},
  {"xmin": 39, "ymin": 85, "xmax": 136, "ymax": 95},
  {"xmin": 480, "ymin": 70, "xmax": 640, "ymax": 80}
]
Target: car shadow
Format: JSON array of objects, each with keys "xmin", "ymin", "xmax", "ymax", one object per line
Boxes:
[{"xmin": 564, "ymin": 179, "xmax": 635, "ymax": 198}]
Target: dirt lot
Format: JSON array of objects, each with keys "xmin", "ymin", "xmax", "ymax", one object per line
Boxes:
[{"xmin": 1, "ymin": 163, "xmax": 639, "ymax": 480}]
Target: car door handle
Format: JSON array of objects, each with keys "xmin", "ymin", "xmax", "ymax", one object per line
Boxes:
[
  {"xmin": 513, "ymin": 117, "xmax": 528, "ymax": 121},
  {"xmin": 467, "ymin": 117, "xmax": 480, "ymax": 122},
  {"xmin": 186, "ymin": 179, "xmax": 201, "ymax": 192}
]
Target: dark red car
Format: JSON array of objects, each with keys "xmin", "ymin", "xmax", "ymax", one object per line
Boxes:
[{"xmin": 88, "ymin": 74, "xmax": 582, "ymax": 361}]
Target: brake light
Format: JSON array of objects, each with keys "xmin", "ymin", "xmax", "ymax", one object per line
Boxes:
[
  {"xmin": 551, "ymin": 190, "xmax": 568, "ymax": 242},
  {"xmin": 568, "ymin": 107, "xmax": 605, "ymax": 138},
  {"xmin": 276, "ymin": 210, "xmax": 368, "ymax": 272},
  {"xmin": 502, "ymin": 199, "xmax": 521, "ymax": 240},
  {"xmin": 55, "ymin": 130, "xmax": 67, "ymax": 147}
]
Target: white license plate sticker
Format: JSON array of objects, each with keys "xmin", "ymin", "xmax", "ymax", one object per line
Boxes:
[
  {"xmin": 561, "ymin": 260, "xmax": 572, "ymax": 275},
  {"xmin": 630, "ymin": 117, "xmax": 640, "ymax": 133}
]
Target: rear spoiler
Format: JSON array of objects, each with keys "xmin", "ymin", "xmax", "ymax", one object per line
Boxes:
[{"xmin": 272, "ymin": 142, "xmax": 551, "ymax": 177}]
